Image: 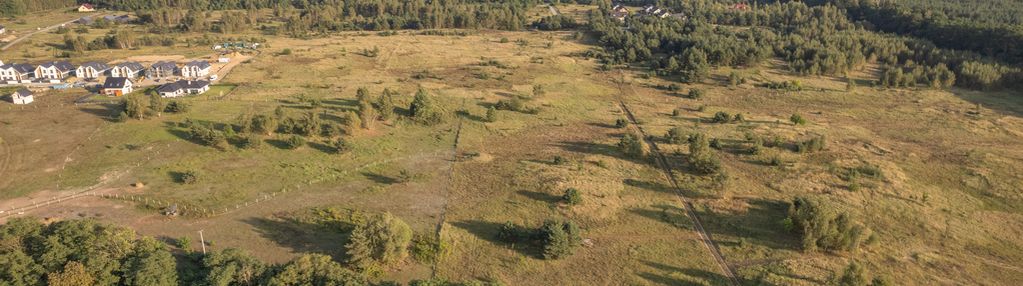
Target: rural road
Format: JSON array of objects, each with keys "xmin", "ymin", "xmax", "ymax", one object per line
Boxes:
[
  {"xmin": 614, "ymin": 72, "xmax": 740, "ymax": 285},
  {"xmin": 1, "ymin": 13, "xmax": 105, "ymax": 51}
]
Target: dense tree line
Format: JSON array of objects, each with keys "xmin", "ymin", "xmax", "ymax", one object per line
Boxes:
[
  {"xmin": 0, "ymin": 0, "xmax": 75, "ymax": 17},
  {"xmin": 587, "ymin": 1, "xmax": 1022, "ymax": 89}
]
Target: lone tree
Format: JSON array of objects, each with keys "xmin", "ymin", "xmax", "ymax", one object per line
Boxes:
[
  {"xmin": 376, "ymin": 88, "xmax": 396, "ymax": 121},
  {"xmin": 562, "ymin": 188, "xmax": 582, "ymax": 205},
  {"xmin": 345, "ymin": 212, "xmax": 413, "ymax": 269},
  {"xmin": 618, "ymin": 132, "xmax": 646, "ymax": 159},
  {"xmin": 687, "ymin": 133, "xmax": 721, "ymax": 174},
  {"xmin": 409, "ymin": 88, "xmax": 444, "ymax": 125}
]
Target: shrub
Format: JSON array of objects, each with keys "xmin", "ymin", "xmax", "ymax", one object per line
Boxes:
[
  {"xmin": 285, "ymin": 135, "xmax": 305, "ymax": 149},
  {"xmin": 688, "ymin": 133, "xmax": 721, "ymax": 174},
  {"xmin": 790, "ymin": 113, "xmax": 808, "ymax": 125},
  {"xmin": 345, "ymin": 212, "xmax": 412, "ymax": 268},
  {"xmin": 562, "ymin": 188, "xmax": 582, "ymax": 205},
  {"xmin": 665, "ymin": 127, "xmax": 686, "ymax": 144},
  {"xmin": 787, "ymin": 197, "xmax": 870, "ymax": 252},
  {"xmin": 614, "ymin": 118, "xmax": 629, "ymax": 128},
  {"xmin": 188, "ymin": 124, "xmax": 227, "ymax": 148},
  {"xmin": 410, "ymin": 89, "xmax": 445, "ymax": 125},
  {"xmin": 165, "ymin": 101, "xmax": 190, "ymax": 113},
  {"xmin": 733, "ymin": 113, "xmax": 745, "ymax": 122},
  {"xmin": 688, "ymin": 89, "xmax": 704, "ymax": 99},
  {"xmin": 552, "ymin": 156, "xmax": 566, "ymax": 165},
  {"xmin": 712, "ymin": 111, "xmax": 731, "ymax": 123},
  {"xmin": 485, "ymin": 107, "xmax": 498, "ymax": 122},
  {"xmin": 239, "ymin": 135, "xmax": 262, "ymax": 149},
  {"xmin": 618, "ymin": 133, "xmax": 646, "ymax": 159},
  {"xmin": 178, "ymin": 170, "xmax": 199, "ymax": 184},
  {"xmin": 710, "ymin": 138, "xmax": 722, "ymax": 149},
  {"xmin": 797, "ymin": 135, "xmax": 826, "ymax": 153},
  {"xmin": 333, "ymin": 138, "xmax": 350, "ymax": 154},
  {"xmin": 280, "ymin": 48, "xmax": 292, "ymax": 55}
]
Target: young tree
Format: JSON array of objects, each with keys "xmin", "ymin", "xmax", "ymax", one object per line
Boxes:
[
  {"xmin": 787, "ymin": 197, "xmax": 870, "ymax": 252},
  {"xmin": 285, "ymin": 135, "xmax": 305, "ymax": 149},
  {"xmin": 562, "ymin": 188, "xmax": 582, "ymax": 205},
  {"xmin": 345, "ymin": 212, "xmax": 413, "ymax": 269},
  {"xmin": 835, "ymin": 262, "xmax": 869, "ymax": 286},
  {"xmin": 409, "ymin": 88, "xmax": 444, "ymax": 125},
  {"xmin": 539, "ymin": 220, "xmax": 582, "ymax": 260},
  {"xmin": 790, "ymin": 113, "xmax": 808, "ymax": 125},
  {"xmin": 250, "ymin": 115, "xmax": 278, "ymax": 135},
  {"xmin": 617, "ymin": 132, "xmax": 646, "ymax": 159},
  {"xmin": 375, "ymin": 89, "xmax": 396, "ymax": 121},
  {"xmin": 333, "ymin": 138, "xmax": 350, "ymax": 154},
  {"xmin": 485, "ymin": 107, "xmax": 498, "ymax": 122}
]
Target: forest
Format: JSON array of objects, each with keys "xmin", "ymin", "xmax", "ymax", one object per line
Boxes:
[
  {"xmin": 587, "ymin": 0, "xmax": 1019, "ymax": 90},
  {"xmin": 0, "ymin": 0, "xmax": 76, "ymax": 17}
]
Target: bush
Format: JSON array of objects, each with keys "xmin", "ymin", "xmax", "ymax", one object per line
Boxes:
[
  {"xmin": 188, "ymin": 124, "xmax": 227, "ymax": 148},
  {"xmin": 280, "ymin": 48, "xmax": 292, "ymax": 55},
  {"xmin": 165, "ymin": 101, "xmax": 190, "ymax": 113},
  {"xmin": 614, "ymin": 118, "xmax": 629, "ymax": 128},
  {"xmin": 618, "ymin": 133, "xmax": 647, "ymax": 159},
  {"xmin": 688, "ymin": 89, "xmax": 704, "ymax": 99},
  {"xmin": 178, "ymin": 170, "xmax": 199, "ymax": 184},
  {"xmin": 239, "ymin": 135, "xmax": 262, "ymax": 149},
  {"xmin": 410, "ymin": 89, "xmax": 445, "ymax": 125},
  {"xmin": 787, "ymin": 197, "xmax": 870, "ymax": 252},
  {"xmin": 712, "ymin": 111, "xmax": 732, "ymax": 123},
  {"xmin": 665, "ymin": 127, "xmax": 687, "ymax": 144},
  {"xmin": 797, "ymin": 135, "xmax": 826, "ymax": 153},
  {"xmin": 285, "ymin": 135, "xmax": 305, "ymax": 149},
  {"xmin": 345, "ymin": 212, "xmax": 412, "ymax": 268},
  {"xmin": 333, "ymin": 138, "xmax": 350, "ymax": 154},
  {"xmin": 790, "ymin": 113, "xmax": 808, "ymax": 125},
  {"xmin": 562, "ymin": 188, "xmax": 582, "ymax": 205},
  {"xmin": 688, "ymin": 133, "xmax": 721, "ymax": 174},
  {"xmin": 485, "ymin": 107, "xmax": 498, "ymax": 122},
  {"xmin": 552, "ymin": 156, "xmax": 566, "ymax": 165}
]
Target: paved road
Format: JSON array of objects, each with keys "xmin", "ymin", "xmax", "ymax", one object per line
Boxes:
[{"xmin": 1, "ymin": 13, "xmax": 105, "ymax": 51}]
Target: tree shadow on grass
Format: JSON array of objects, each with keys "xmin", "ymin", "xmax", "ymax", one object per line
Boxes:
[
  {"xmin": 264, "ymin": 138, "xmax": 293, "ymax": 150},
  {"xmin": 78, "ymin": 103, "xmax": 119, "ymax": 122},
  {"xmin": 455, "ymin": 109, "xmax": 487, "ymax": 122},
  {"xmin": 694, "ymin": 198, "xmax": 800, "ymax": 252},
  {"xmin": 556, "ymin": 140, "xmax": 650, "ymax": 166},
  {"xmin": 516, "ymin": 190, "xmax": 561, "ymax": 204},
  {"xmin": 629, "ymin": 204, "xmax": 694, "ymax": 230},
  {"xmin": 243, "ymin": 217, "xmax": 352, "ymax": 262},
  {"xmin": 450, "ymin": 220, "xmax": 539, "ymax": 258},
  {"xmin": 624, "ymin": 178, "xmax": 675, "ymax": 194},
  {"xmin": 639, "ymin": 260, "xmax": 737, "ymax": 286},
  {"xmin": 308, "ymin": 141, "xmax": 335, "ymax": 154},
  {"xmin": 362, "ymin": 172, "xmax": 398, "ymax": 185}
]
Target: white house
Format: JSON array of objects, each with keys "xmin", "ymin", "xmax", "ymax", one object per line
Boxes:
[
  {"xmin": 181, "ymin": 61, "xmax": 211, "ymax": 78},
  {"xmin": 148, "ymin": 61, "xmax": 177, "ymax": 79},
  {"xmin": 110, "ymin": 62, "xmax": 144, "ymax": 78},
  {"xmin": 34, "ymin": 61, "xmax": 74, "ymax": 82},
  {"xmin": 0, "ymin": 63, "xmax": 35, "ymax": 83},
  {"xmin": 102, "ymin": 77, "xmax": 133, "ymax": 96},
  {"xmin": 76, "ymin": 61, "xmax": 110, "ymax": 79},
  {"xmin": 157, "ymin": 80, "xmax": 210, "ymax": 98},
  {"xmin": 10, "ymin": 89, "xmax": 33, "ymax": 104},
  {"xmin": 78, "ymin": 4, "xmax": 95, "ymax": 12},
  {"xmin": 0, "ymin": 25, "xmax": 7, "ymax": 35}
]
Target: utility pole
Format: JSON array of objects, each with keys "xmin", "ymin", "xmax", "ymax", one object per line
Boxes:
[{"xmin": 198, "ymin": 230, "xmax": 207, "ymax": 255}]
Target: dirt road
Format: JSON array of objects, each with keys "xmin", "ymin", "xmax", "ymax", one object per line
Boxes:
[{"xmin": 1, "ymin": 13, "xmax": 106, "ymax": 51}]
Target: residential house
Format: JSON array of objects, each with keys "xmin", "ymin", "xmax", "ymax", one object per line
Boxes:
[
  {"xmin": 111, "ymin": 62, "xmax": 144, "ymax": 78},
  {"xmin": 76, "ymin": 61, "xmax": 110, "ymax": 79},
  {"xmin": 34, "ymin": 61, "xmax": 74, "ymax": 82},
  {"xmin": 10, "ymin": 89, "xmax": 33, "ymax": 105},
  {"xmin": 610, "ymin": 5, "xmax": 629, "ymax": 21},
  {"xmin": 148, "ymin": 61, "xmax": 178, "ymax": 79},
  {"xmin": 157, "ymin": 80, "xmax": 210, "ymax": 98},
  {"xmin": 731, "ymin": 3, "xmax": 750, "ymax": 10},
  {"xmin": 102, "ymin": 77, "xmax": 133, "ymax": 96},
  {"xmin": 0, "ymin": 25, "xmax": 6, "ymax": 35},
  {"xmin": 181, "ymin": 61, "xmax": 211, "ymax": 78},
  {"xmin": 78, "ymin": 4, "xmax": 95, "ymax": 12},
  {"xmin": 0, "ymin": 63, "xmax": 35, "ymax": 83}
]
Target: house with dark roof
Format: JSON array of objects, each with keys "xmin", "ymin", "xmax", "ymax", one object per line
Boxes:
[
  {"xmin": 148, "ymin": 61, "xmax": 178, "ymax": 79},
  {"xmin": 181, "ymin": 61, "xmax": 212, "ymax": 78},
  {"xmin": 0, "ymin": 63, "xmax": 35, "ymax": 83},
  {"xmin": 34, "ymin": 61, "xmax": 74, "ymax": 81},
  {"xmin": 76, "ymin": 62, "xmax": 110, "ymax": 79},
  {"xmin": 10, "ymin": 89, "xmax": 33, "ymax": 105},
  {"xmin": 102, "ymin": 77, "xmax": 133, "ymax": 96},
  {"xmin": 157, "ymin": 80, "xmax": 210, "ymax": 98},
  {"xmin": 111, "ymin": 62, "xmax": 144, "ymax": 78}
]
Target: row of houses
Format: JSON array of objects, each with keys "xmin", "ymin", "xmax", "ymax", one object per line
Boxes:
[
  {"xmin": 610, "ymin": 4, "xmax": 686, "ymax": 21},
  {"xmin": 7, "ymin": 77, "xmax": 211, "ymax": 105},
  {"xmin": 0, "ymin": 60, "xmax": 212, "ymax": 84}
]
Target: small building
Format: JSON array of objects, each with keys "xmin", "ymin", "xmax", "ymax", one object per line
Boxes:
[
  {"xmin": 181, "ymin": 60, "xmax": 211, "ymax": 78},
  {"xmin": 611, "ymin": 10, "xmax": 628, "ymax": 21},
  {"xmin": 111, "ymin": 62, "xmax": 144, "ymax": 78},
  {"xmin": 34, "ymin": 61, "xmax": 74, "ymax": 82},
  {"xmin": 78, "ymin": 3, "xmax": 95, "ymax": 12},
  {"xmin": 0, "ymin": 25, "xmax": 6, "ymax": 35},
  {"xmin": 102, "ymin": 77, "xmax": 133, "ymax": 96},
  {"xmin": 157, "ymin": 80, "xmax": 210, "ymax": 98},
  {"xmin": 76, "ymin": 61, "xmax": 110, "ymax": 79},
  {"xmin": 0, "ymin": 63, "xmax": 36, "ymax": 84},
  {"xmin": 217, "ymin": 57, "xmax": 230, "ymax": 63},
  {"xmin": 148, "ymin": 61, "xmax": 178, "ymax": 79},
  {"xmin": 10, "ymin": 89, "xmax": 33, "ymax": 105}
]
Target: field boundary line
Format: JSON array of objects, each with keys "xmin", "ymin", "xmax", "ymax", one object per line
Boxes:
[{"xmin": 614, "ymin": 72, "xmax": 739, "ymax": 285}]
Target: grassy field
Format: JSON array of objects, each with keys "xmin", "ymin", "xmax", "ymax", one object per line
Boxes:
[{"xmin": 1, "ymin": 14, "xmax": 1022, "ymax": 285}]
